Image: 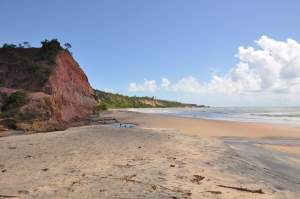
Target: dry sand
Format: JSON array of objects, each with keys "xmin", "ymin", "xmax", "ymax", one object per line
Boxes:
[{"xmin": 0, "ymin": 110, "xmax": 299, "ymax": 199}]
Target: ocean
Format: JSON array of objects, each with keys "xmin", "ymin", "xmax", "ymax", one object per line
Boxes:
[{"xmin": 127, "ymin": 107, "xmax": 300, "ymax": 126}]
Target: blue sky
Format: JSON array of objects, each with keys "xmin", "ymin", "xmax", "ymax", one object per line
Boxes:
[{"xmin": 1, "ymin": 0, "xmax": 300, "ymax": 106}]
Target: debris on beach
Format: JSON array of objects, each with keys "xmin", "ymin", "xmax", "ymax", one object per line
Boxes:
[
  {"xmin": 24, "ymin": 155, "xmax": 33, "ymax": 159},
  {"xmin": 0, "ymin": 194, "xmax": 17, "ymax": 198},
  {"xmin": 113, "ymin": 123, "xmax": 136, "ymax": 128},
  {"xmin": 217, "ymin": 185, "xmax": 264, "ymax": 194},
  {"xmin": 191, "ymin": 175, "xmax": 205, "ymax": 184},
  {"xmin": 206, "ymin": 190, "xmax": 222, "ymax": 194},
  {"xmin": 113, "ymin": 163, "xmax": 134, "ymax": 168},
  {"xmin": 151, "ymin": 185, "xmax": 157, "ymax": 190},
  {"xmin": 18, "ymin": 190, "xmax": 29, "ymax": 195},
  {"xmin": 117, "ymin": 174, "xmax": 191, "ymax": 198},
  {"xmin": 120, "ymin": 174, "xmax": 137, "ymax": 182}
]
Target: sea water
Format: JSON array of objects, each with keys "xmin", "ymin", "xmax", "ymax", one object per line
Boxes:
[{"xmin": 127, "ymin": 107, "xmax": 300, "ymax": 126}]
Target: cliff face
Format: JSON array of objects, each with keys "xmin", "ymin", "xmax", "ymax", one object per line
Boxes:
[
  {"xmin": 45, "ymin": 52, "xmax": 96, "ymax": 122},
  {"xmin": 0, "ymin": 49, "xmax": 97, "ymax": 132}
]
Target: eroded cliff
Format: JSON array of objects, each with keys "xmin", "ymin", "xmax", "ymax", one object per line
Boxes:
[{"xmin": 0, "ymin": 41, "xmax": 97, "ymax": 132}]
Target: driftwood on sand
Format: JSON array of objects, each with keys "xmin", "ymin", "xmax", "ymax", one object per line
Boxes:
[{"xmin": 217, "ymin": 185, "xmax": 264, "ymax": 194}]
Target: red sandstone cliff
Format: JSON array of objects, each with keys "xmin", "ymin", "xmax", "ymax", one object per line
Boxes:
[
  {"xmin": 45, "ymin": 51, "xmax": 97, "ymax": 122},
  {"xmin": 0, "ymin": 48, "xmax": 97, "ymax": 132}
]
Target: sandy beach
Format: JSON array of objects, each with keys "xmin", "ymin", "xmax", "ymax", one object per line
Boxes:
[
  {"xmin": 0, "ymin": 110, "xmax": 300, "ymax": 199},
  {"xmin": 108, "ymin": 110, "xmax": 300, "ymax": 138}
]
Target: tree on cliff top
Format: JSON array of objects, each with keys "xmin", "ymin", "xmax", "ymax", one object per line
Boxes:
[
  {"xmin": 39, "ymin": 39, "xmax": 63, "ymax": 64},
  {"xmin": 2, "ymin": 43, "xmax": 17, "ymax": 49},
  {"xmin": 41, "ymin": 39, "xmax": 62, "ymax": 51},
  {"xmin": 64, "ymin": 43, "xmax": 72, "ymax": 50}
]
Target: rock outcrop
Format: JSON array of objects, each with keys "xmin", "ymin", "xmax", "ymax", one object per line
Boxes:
[{"xmin": 0, "ymin": 45, "xmax": 97, "ymax": 132}]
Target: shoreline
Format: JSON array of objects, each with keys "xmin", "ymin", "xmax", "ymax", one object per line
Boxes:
[
  {"xmin": 105, "ymin": 110, "xmax": 300, "ymax": 138},
  {"xmin": 119, "ymin": 107, "xmax": 300, "ymax": 127},
  {"xmin": 121, "ymin": 108, "xmax": 300, "ymax": 128}
]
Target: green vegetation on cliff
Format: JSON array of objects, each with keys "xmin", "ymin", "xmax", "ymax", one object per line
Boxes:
[
  {"xmin": 94, "ymin": 89, "xmax": 193, "ymax": 109},
  {"xmin": 0, "ymin": 39, "xmax": 72, "ymax": 91},
  {"xmin": 0, "ymin": 39, "xmax": 62, "ymax": 90},
  {"xmin": 0, "ymin": 91, "xmax": 34, "ymax": 123},
  {"xmin": 1, "ymin": 91, "xmax": 27, "ymax": 114}
]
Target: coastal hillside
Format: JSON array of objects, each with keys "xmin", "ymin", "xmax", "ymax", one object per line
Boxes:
[
  {"xmin": 94, "ymin": 89, "xmax": 204, "ymax": 108},
  {"xmin": 0, "ymin": 40, "xmax": 97, "ymax": 132}
]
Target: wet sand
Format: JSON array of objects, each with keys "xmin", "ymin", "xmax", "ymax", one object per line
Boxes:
[
  {"xmin": 0, "ymin": 110, "xmax": 299, "ymax": 198},
  {"xmin": 222, "ymin": 137, "xmax": 300, "ymax": 193},
  {"xmin": 259, "ymin": 144, "xmax": 300, "ymax": 155}
]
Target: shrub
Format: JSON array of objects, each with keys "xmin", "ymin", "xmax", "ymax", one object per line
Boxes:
[
  {"xmin": 95, "ymin": 103, "xmax": 108, "ymax": 111},
  {"xmin": 16, "ymin": 111, "xmax": 39, "ymax": 121},
  {"xmin": 64, "ymin": 42, "xmax": 72, "ymax": 50},
  {"xmin": 3, "ymin": 118, "xmax": 17, "ymax": 129},
  {"xmin": 99, "ymin": 104, "xmax": 108, "ymax": 111},
  {"xmin": 2, "ymin": 91, "xmax": 27, "ymax": 113},
  {"xmin": 2, "ymin": 43, "xmax": 17, "ymax": 49}
]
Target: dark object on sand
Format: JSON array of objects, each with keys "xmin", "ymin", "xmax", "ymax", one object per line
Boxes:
[
  {"xmin": 206, "ymin": 190, "xmax": 222, "ymax": 194},
  {"xmin": 170, "ymin": 164, "xmax": 175, "ymax": 167},
  {"xmin": 98, "ymin": 117, "xmax": 118, "ymax": 124},
  {"xmin": 41, "ymin": 168, "xmax": 49, "ymax": 172},
  {"xmin": 151, "ymin": 185, "xmax": 157, "ymax": 190},
  {"xmin": 0, "ymin": 194, "xmax": 17, "ymax": 198},
  {"xmin": 112, "ymin": 123, "xmax": 136, "ymax": 128},
  {"xmin": 191, "ymin": 175, "xmax": 205, "ymax": 184},
  {"xmin": 18, "ymin": 190, "xmax": 29, "ymax": 194},
  {"xmin": 217, "ymin": 185, "xmax": 264, "ymax": 194}
]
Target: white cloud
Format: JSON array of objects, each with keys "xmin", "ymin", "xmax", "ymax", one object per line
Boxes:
[
  {"xmin": 173, "ymin": 76, "xmax": 204, "ymax": 93},
  {"xmin": 161, "ymin": 78, "xmax": 171, "ymax": 90},
  {"xmin": 127, "ymin": 36, "xmax": 300, "ymax": 102},
  {"xmin": 128, "ymin": 79, "xmax": 157, "ymax": 92}
]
